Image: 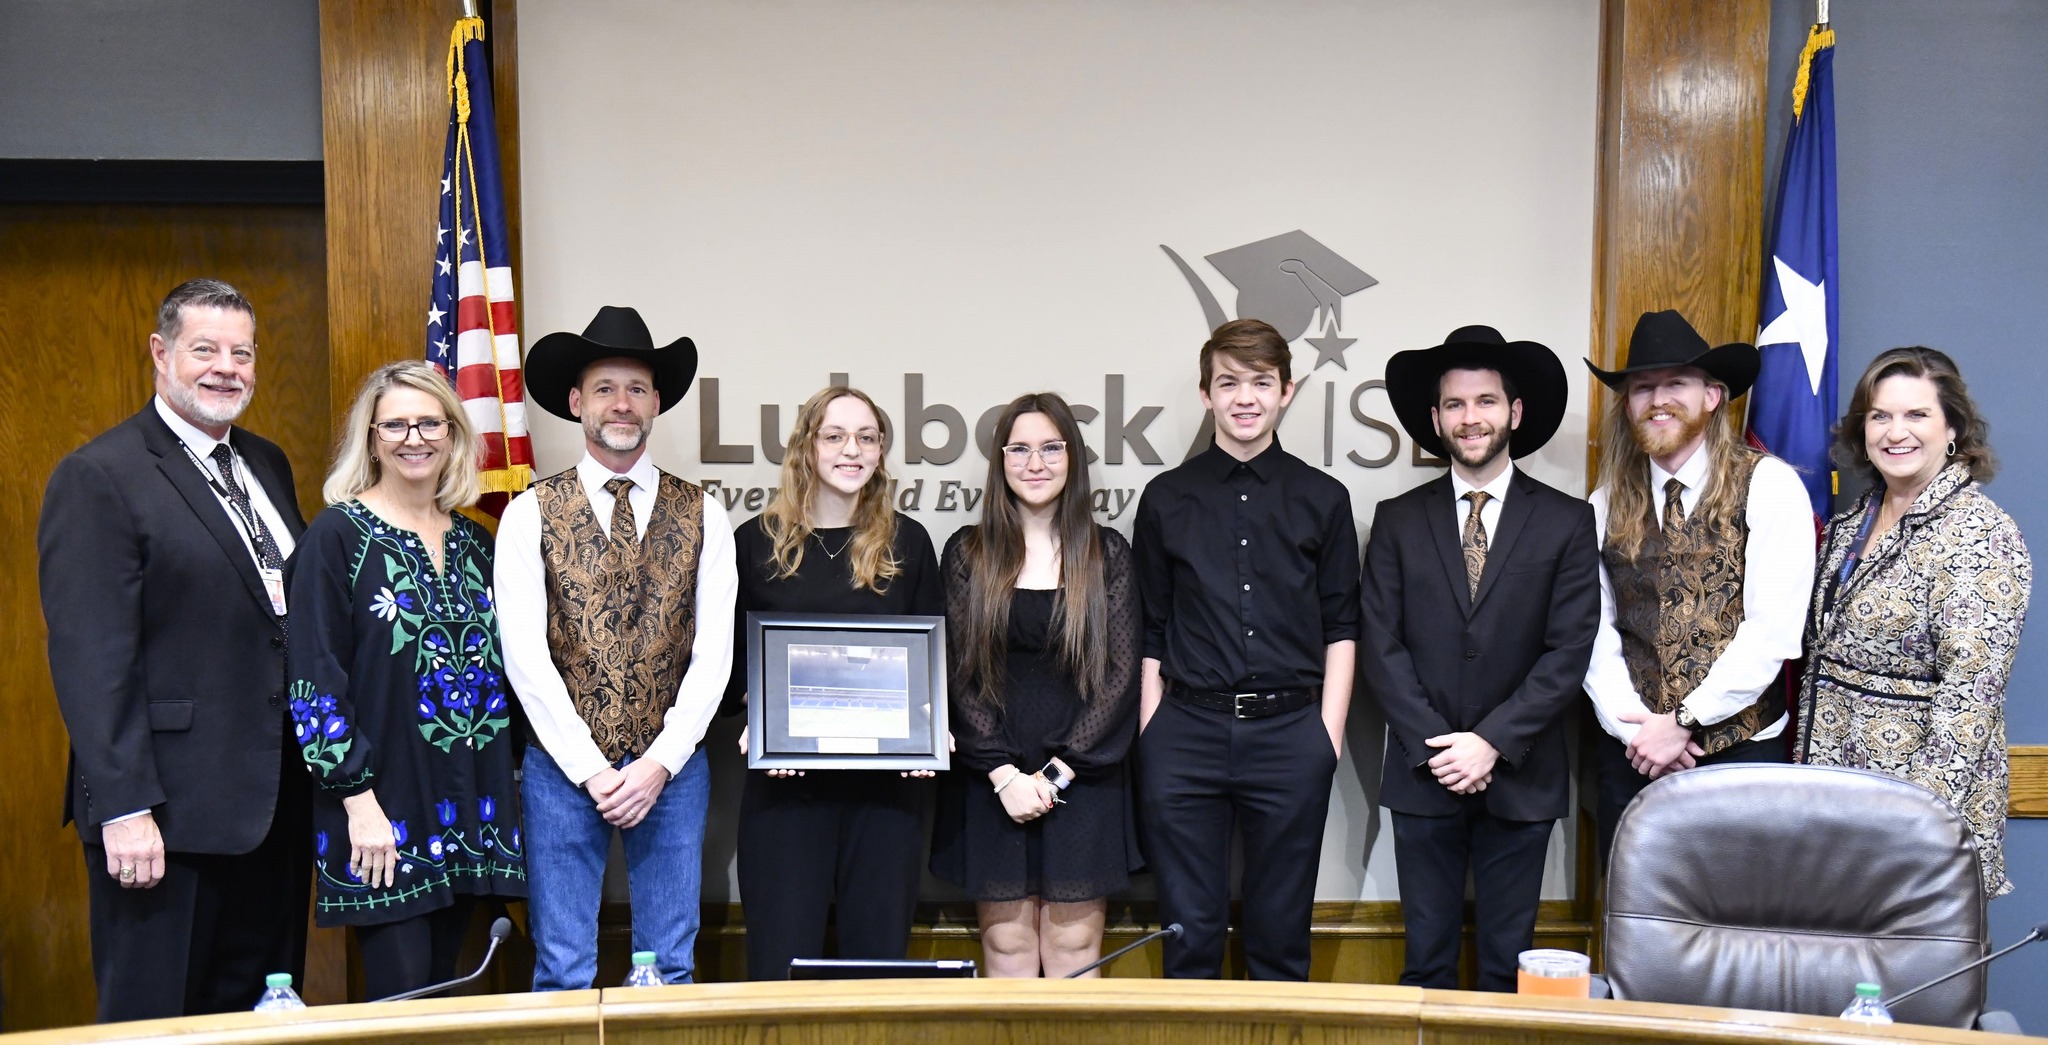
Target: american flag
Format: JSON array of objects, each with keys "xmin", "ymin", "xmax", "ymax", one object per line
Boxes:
[{"xmin": 428, "ymin": 15, "xmax": 532, "ymax": 518}]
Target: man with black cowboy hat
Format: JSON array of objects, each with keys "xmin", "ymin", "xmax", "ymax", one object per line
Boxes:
[
  {"xmin": 1580, "ymin": 309, "xmax": 1813, "ymax": 862},
  {"xmin": 496, "ymin": 305, "xmax": 737, "ymax": 988},
  {"xmin": 1361, "ymin": 325, "xmax": 1600, "ymax": 991}
]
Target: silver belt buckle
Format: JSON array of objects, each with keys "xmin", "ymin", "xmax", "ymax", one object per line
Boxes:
[{"xmin": 1233, "ymin": 692, "xmax": 1261, "ymax": 719}]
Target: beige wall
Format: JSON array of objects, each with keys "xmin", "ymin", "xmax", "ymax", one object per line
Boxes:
[{"xmin": 516, "ymin": 0, "xmax": 1603, "ymax": 902}]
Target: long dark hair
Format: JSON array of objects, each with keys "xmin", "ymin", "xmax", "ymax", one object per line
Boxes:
[{"xmin": 954, "ymin": 393, "xmax": 1109, "ymax": 707}]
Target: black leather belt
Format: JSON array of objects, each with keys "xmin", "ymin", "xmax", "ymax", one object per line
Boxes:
[{"xmin": 1169, "ymin": 683, "xmax": 1316, "ymax": 719}]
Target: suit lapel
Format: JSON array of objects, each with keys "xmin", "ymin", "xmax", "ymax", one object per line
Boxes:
[
  {"xmin": 230, "ymin": 431, "xmax": 306, "ymax": 538},
  {"xmin": 1423, "ymin": 476, "xmax": 1475, "ymax": 615},
  {"xmin": 1468, "ymin": 469, "xmax": 1538, "ymax": 614},
  {"xmin": 138, "ymin": 408, "xmax": 276, "ymax": 616}
]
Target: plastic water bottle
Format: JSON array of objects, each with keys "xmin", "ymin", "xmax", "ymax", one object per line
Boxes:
[
  {"xmin": 623, "ymin": 950, "xmax": 663, "ymax": 987},
  {"xmin": 1840, "ymin": 982, "xmax": 1894, "ymax": 1024},
  {"xmin": 253, "ymin": 972, "xmax": 307, "ymax": 1012}
]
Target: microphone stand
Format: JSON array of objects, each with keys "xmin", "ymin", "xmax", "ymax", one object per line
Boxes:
[
  {"xmin": 1883, "ymin": 923, "xmax": 2045, "ymax": 1009},
  {"xmin": 1064, "ymin": 924, "xmax": 1183, "ymax": 979},
  {"xmin": 371, "ymin": 917, "xmax": 515, "ymax": 1003}
]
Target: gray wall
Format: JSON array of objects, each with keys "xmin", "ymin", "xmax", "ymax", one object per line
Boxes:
[
  {"xmin": 0, "ymin": 0, "xmax": 320, "ymax": 160},
  {"xmin": 1767, "ymin": 0, "xmax": 2048, "ymax": 1026}
]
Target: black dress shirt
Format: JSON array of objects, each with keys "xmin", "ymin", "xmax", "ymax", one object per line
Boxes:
[{"xmin": 1133, "ymin": 440, "xmax": 1361, "ymax": 692}]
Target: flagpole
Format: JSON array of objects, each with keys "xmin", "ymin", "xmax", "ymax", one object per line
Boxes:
[
  {"xmin": 463, "ymin": 0, "xmax": 477, "ymax": 17},
  {"xmin": 1817, "ymin": 0, "xmax": 1828, "ymax": 26}
]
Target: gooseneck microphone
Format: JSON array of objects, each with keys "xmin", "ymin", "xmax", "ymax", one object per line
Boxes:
[
  {"xmin": 1064, "ymin": 923, "xmax": 1183, "ymax": 979},
  {"xmin": 1882, "ymin": 920, "xmax": 2047, "ymax": 1009},
  {"xmin": 371, "ymin": 917, "xmax": 515, "ymax": 1003}
]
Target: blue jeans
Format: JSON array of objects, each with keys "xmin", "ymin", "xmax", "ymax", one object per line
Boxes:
[{"xmin": 521, "ymin": 744, "xmax": 709, "ymax": 989}]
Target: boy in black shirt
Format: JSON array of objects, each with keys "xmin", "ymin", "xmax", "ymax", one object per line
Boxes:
[{"xmin": 1132, "ymin": 318, "xmax": 1361, "ymax": 980}]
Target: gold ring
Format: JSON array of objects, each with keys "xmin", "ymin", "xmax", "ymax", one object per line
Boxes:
[{"xmin": 118, "ymin": 866, "xmax": 135, "ymax": 880}]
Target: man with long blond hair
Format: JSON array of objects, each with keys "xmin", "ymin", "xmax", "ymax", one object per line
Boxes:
[{"xmin": 1581, "ymin": 310, "xmax": 1815, "ymax": 862}]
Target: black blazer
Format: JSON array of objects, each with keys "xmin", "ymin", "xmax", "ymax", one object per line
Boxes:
[
  {"xmin": 39, "ymin": 405, "xmax": 307, "ymax": 854},
  {"xmin": 1359, "ymin": 468, "xmax": 1600, "ymax": 821}
]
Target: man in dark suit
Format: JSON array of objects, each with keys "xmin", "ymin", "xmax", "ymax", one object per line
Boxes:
[
  {"xmin": 39, "ymin": 279, "xmax": 310, "ymax": 1021},
  {"xmin": 1360, "ymin": 326, "xmax": 1599, "ymax": 992}
]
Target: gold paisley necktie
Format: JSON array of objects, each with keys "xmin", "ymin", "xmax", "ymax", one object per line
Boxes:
[
  {"xmin": 1461, "ymin": 490, "xmax": 1490, "ymax": 599},
  {"xmin": 605, "ymin": 476, "xmax": 637, "ymax": 550},
  {"xmin": 1663, "ymin": 477, "xmax": 1686, "ymax": 533}
]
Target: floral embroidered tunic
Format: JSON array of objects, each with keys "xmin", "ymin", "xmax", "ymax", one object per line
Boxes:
[{"xmin": 286, "ymin": 501, "xmax": 526, "ymax": 925}]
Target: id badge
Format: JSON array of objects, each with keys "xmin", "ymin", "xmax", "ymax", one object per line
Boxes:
[{"xmin": 260, "ymin": 567, "xmax": 288, "ymax": 617}]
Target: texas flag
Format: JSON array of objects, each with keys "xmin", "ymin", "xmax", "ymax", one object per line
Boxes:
[{"xmin": 1746, "ymin": 23, "xmax": 1839, "ymax": 519}]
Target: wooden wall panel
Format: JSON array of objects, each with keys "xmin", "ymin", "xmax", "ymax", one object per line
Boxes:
[
  {"xmin": 1587, "ymin": 0, "xmax": 1771, "ymax": 483},
  {"xmin": 0, "ymin": 202, "xmax": 330, "ymax": 1030},
  {"xmin": 2011, "ymin": 745, "xmax": 2048, "ymax": 818},
  {"xmin": 320, "ymin": 0, "xmax": 458, "ymax": 412}
]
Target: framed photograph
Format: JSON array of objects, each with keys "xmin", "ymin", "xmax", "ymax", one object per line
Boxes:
[{"xmin": 745, "ymin": 612, "xmax": 949, "ymax": 771}]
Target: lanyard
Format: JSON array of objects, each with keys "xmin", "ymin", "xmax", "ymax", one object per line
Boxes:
[{"xmin": 178, "ymin": 440, "xmax": 274, "ymax": 556}]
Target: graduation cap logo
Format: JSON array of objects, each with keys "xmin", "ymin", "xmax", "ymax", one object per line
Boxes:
[{"xmin": 1162, "ymin": 230, "xmax": 1378, "ymax": 371}]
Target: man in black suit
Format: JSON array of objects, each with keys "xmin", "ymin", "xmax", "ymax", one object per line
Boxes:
[
  {"xmin": 1360, "ymin": 326, "xmax": 1599, "ymax": 992},
  {"xmin": 39, "ymin": 279, "xmax": 310, "ymax": 1021}
]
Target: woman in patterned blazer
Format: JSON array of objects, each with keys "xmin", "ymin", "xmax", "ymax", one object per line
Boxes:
[{"xmin": 1797, "ymin": 347, "xmax": 2031, "ymax": 898}]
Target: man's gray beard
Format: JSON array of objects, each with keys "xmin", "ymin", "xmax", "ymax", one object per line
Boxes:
[
  {"xmin": 591, "ymin": 420, "xmax": 648, "ymax": 454},
  {"xmin": 164, "ymin": 376, "xmax": 249, "ymax": 427}
]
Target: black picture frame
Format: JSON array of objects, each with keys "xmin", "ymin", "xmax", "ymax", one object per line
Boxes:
[{"xmin": 745, "ymin": 612, "xmax": 949, "ymax": 771}]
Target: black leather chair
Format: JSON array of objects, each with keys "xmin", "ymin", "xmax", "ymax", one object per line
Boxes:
[{"xmin": 1602, "ymin": 763, "xmax": 2015, "ymax": 1031}]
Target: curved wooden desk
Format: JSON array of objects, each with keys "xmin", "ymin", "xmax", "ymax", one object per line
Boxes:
[{"xmin": 0, "ymin": 981, "xmax": 2018, "ymax": 1044}]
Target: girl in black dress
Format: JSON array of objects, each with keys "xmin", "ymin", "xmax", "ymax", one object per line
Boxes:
[
  {"xmin": 728, "ymin": 386, "xmax": 943, "ymax": 980},
  {"xmin": 931, "ymin": 392, "xmax": 1140, "ymax": 977},
  {"xmin": 287, "ymin": 361, "xmax": 525, "ymax": 999}
]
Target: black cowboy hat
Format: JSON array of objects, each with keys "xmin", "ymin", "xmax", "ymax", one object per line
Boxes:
[
  {"xmin": 1384, "ymin": 325, "xmax": 1569, "ymax": 460},
  {"xmin": 524, "ymin": 306, "xmax": 697, "ymax": 421},
  {"xmin": 1584, "ymin": 310, "xmax": 1759, "ymax": 399}
]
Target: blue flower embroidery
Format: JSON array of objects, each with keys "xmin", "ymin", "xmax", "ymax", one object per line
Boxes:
[
  {"xmin": 289, "ymin": 680, "xmax": 353, "ymax": 773},
  {"xmin": 316, "ymin": 830, "xmax": 329, "ymax": 857},
  {"xmin": 391, "ymin": 819, "xmax": 409, "ymax": 847},
  {"xmin": 480, "ymin": 795, "xmax": 496, "ymax": 822},
  {"xmin": 436, "ymin": 798, "xmax": 458, "ymax": 827}
]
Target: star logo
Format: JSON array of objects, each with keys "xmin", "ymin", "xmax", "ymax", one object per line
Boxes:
[
  {"xmin": 1304, "ymin": 330, "xmax": 1358, "ymax": 370},
  {"xmin": 1756, "ymin": 254, "xmax": 1829, "ymax": 394},
  {"xmin": 436, "ymin": 224, "xmax": 448, "ymax": 243},
  {"xmin": 441, "ymin": 177, "xmax": 451, "ymax": 196},
  {"xmin": 427, "ymin": 304, "xmax": 447, "ymax": 328},
  {"xmin": 437, "ymin": 256, "xmax": 452, "ymax": 276}
]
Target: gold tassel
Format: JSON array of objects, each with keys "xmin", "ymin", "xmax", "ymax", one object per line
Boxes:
[
  {"xmin": 478, "ymin": 464, "xmax": 534, "ymax": 497},
  {"xmin": 447, "ymin": 16, "xmax": 487, "ymax": 123},
  {"xmin": 1791, "ymin": 24, "xmax": 1836, "ymax": 124}
]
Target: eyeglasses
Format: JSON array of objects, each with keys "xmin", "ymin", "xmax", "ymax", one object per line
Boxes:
[
  {"xmin": 817, "ymin": 428, "xmax": 883, "ymax": 450},
  {"xmin": 1001, "ymin": 441, "xmax": 1067, "ymax": 465},
  {"xmin": 372, "ymin": 419, "xmax": 451, "ymax": 442}
]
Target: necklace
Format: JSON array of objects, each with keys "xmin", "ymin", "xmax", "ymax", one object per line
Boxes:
[{"xmin": 813, "ymin": 530, "xmax": 853, "ymax": 560}]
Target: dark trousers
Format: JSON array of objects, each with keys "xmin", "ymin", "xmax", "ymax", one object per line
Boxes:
[
  {"xmin": 82, "ymin": 780, "xmax": 309, "ymax": 1021},
  {"xmin": 1595, "ymin": 733, "xmax": 1786, "ymax": 865},
  {"xmin": 1390, "ymin": 804, "xmax": 1554, "ymax": 991},
  {"xmin": 354, "ymin": 896, "xmax": 478, "ymax": 1001},
  {"xmin": 1136, "ymin": 696, "xmax": 1338, "ymax": 980},
  {"xmin": 735, "ymin": 769, "xmax": 925, "ymax": 981}
]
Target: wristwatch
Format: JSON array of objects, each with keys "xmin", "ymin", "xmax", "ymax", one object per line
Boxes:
[{"xmin": 1673, "ymin": 705, "xmax": 1702, "ymax": 731}]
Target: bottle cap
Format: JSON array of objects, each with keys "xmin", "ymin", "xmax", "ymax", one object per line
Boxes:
[
  {"xmin": 266, "ymin": 973, "xmax": 293, "ymax": 988},
  {"xmin": 632, "ymin": 951, "xmax": 657, "ymax": 965},
  {"xmin": 1856, "ymin": 982, "xmax": 1882, "ymax": 997}
]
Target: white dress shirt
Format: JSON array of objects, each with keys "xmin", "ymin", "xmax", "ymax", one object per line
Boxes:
[
  {"xmin": 1450, "ymin": 461, "xmax": 1515, "ymax": 547},
  {"xmin": 154, "ymin": 396, "xmax": 297, "ymax": 565},
  {"xmin": 1583, "ymin": 446, "xmax": 1814, "ymax": 744},
  {"xmin": 495, "ymin": 452, "xmax": 737, "ymax": 786}
]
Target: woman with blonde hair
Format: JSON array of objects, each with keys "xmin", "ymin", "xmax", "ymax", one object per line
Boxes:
[
  {"xmin": 929, "ymin": 392, "xmax": 1140, "ymax": 977},
  {"xmin": 287, "ymin": 360, "xmax": 525, "ymax": 998},
  {"xmin": 1797, "ymin": 347, "xmax": 2031, "ymax": 898},
  {"xmin": 726, "ymin": 386, "xmax": 942, "ymax": 980}
]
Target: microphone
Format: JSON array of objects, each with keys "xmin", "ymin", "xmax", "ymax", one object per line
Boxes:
[
  {"xmin": 1064, "ymin": 923, "xmax": 1182, "ymax": 979},
  {"xmin": 1883, "ymin": 920, "xmax": 2047, "ymax": 1009},
  {"xmin": 371, "ymin": 917, "xmax": 514, "ymax": 1003}
]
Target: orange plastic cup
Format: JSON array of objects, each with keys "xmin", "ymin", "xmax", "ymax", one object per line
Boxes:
[{"xmin": 1517, "ymin": 949, "xmax": 1591, "ymax": 998}]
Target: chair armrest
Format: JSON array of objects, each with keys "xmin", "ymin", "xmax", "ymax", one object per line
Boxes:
[{"xmin": 1975, "ymin": 1010, "xmax": 2020, "ymax": 1035}]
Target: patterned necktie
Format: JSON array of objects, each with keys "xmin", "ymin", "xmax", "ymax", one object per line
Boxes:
[
  {"xmin": 1663, "ymin": 477, "xmax": 1687, "ymax": 533},
  {"xmin": 605, "ymin": 476, "xmax": 637, "ymax": 549},
  {"xmin": 209, "ymin": 444, "xmax": 283, "ymax": 570},
  {"xmin": 1461, "ymin": 490, "xmax": 1490, "ymax": 599}
]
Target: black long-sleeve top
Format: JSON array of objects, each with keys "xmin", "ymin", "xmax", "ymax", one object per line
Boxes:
[{"xmin": 1132, "ymin": 440, "xmax": 1361, "ymax": 691}]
